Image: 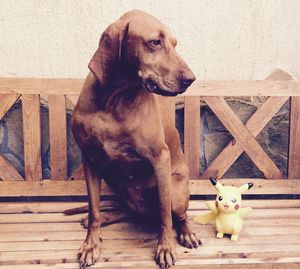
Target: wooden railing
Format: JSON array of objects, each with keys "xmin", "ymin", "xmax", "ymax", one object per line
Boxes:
[{"xmin": 0, "ymin": 69, "xmax": 299, "ymax": 197}]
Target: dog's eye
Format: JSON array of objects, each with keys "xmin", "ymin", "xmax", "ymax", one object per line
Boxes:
[
  {"xmin": 150, "ymin": 39, "xmax": 161, "ymax": 46},
  {"xmin": 218, "ymin": 196, "xmax": 223, "ymax": 201},
  {"xmin": 231, "ymin": 198, "xmax": 237, "ymax": 203}
]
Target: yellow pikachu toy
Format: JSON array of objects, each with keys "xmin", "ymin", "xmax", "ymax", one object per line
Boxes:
[{"xmin": 194, "ymin": 177, "xmax": 253, "ymax": 241}]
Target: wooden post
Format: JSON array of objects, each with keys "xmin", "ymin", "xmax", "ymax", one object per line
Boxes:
[
  {"xmin": 184, "ymin": 97, "xmax": 200, "ymax": 179},
  {"xmin": 22, "ymin": 95, "xmax": 42, "ymax": 180}
]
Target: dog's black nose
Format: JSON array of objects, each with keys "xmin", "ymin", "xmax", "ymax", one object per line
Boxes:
[{"xmin": 180, "ymin": 72, "xmax": 196, "ymax": 88}]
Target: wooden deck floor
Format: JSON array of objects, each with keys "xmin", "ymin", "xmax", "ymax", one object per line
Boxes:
[{"xmin": 1, "ymin": 200, "xmax": 300, "ymax": 269}]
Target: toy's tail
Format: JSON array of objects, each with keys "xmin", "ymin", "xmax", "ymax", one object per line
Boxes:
[{"xmin": 194, "ymin": 212, "xmax": 216, "ymax": 225}]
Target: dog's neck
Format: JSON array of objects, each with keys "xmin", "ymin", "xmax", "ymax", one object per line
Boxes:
[{"xmin": 78, "ymin": 71, "xmax": 154, "ymax": 121}]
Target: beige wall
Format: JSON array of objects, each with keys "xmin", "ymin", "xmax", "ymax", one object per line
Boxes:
[{"xmin": 1, "ymin": 0, "xmax": 299, "ymax": 80}]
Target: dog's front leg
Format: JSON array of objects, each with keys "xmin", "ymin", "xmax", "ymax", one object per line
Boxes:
[
  {"xmin": 151, "ymin": 146, "xmax": 176, "ymax": 268},
  {"xmin": 78, "ymin": 158, "xmax": 102, "ymax": 268}
]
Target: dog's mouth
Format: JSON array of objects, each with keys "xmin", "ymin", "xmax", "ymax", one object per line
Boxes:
[{"xmin": 144, "ymin": 78, "xmax": 178, "ymax": 97}]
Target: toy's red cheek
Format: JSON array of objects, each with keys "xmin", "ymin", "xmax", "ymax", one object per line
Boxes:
[
  {"xmin": 215, "ymin": 201, "xmax": 219, "ymax": 208},
  {"xmin": 235, "ymin": 204, "xmax": 240, "ymax": 210}
]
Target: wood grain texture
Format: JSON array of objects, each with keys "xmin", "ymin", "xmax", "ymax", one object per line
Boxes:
[
  {"xmin": 201, "ymin": 96, "xmax": 288, "ymax": 179},
  {"xmin": 1, "ymin": 78, "xmax": 300, "ymax": 96},
  {"xmin": 0, "ymin": 199, "xmax": 300, "ymax": 268},
  {"xmin": 184, "ymin": 80, "xmax": 300, "ymax": 97},
  {"xmin": 0, "ymin": 155, "xmax": 23, "ymax": 180},
  {"xmin": 201, "ymin": 69, "xmax": 292, "ymax": 179},
  {"xmin": 22, "ymin": 95, "xmax": 42, "ymax": 180},
  {"xmin": 0, "ymin": 94, "xmax": 20, "ymax": 120},
  {"xmin": 203, "ymin": 96, "xmax": 284, "ymax": 179},
  {"xmin": 0, "ymin": 78, "xmax": 83, "ymax": 95},
  {"xmin": 184, "ymin": 96, "xmax": 200, "ymax": 179},
  {"xmin": 0, "ymin": 179, "xmax": 299, "ymax": 197},
  {"xmin": 289, "ymin": 97, "xmax": 300, "ymax": 178},
  {"xmin": 48, "ymin": 95, "xmax": 67, "ymax": 180}
]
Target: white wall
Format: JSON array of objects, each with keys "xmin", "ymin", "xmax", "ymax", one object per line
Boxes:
[{"xmin": 1, "ymin": 0, "xmax": 299, "ymax": 80}]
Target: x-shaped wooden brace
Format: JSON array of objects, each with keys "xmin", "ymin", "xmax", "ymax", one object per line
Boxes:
[
  {"xmin": 201, "ymin": 95, "xmax": 288, "ymax": 179},
  {"xmin": 0, "ymin": 94, "xmax": 23, "ymax": 180}
]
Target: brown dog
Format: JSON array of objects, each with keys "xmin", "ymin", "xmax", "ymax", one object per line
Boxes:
[{"xmin": 71, "ymin": 10, "xmax": 201, "ymax": 268}]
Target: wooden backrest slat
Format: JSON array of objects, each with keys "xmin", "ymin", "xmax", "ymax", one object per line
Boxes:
[
  {"xmin": 1, "ymin": 78, "xmax": 300, "ymax": 96},
  {"xmin": 48, "ymin": 95, "xmax": 67, "ymax": 180},
  {"xmin": 288, "ymin": 96, "xmax": 300, "ymax": 179},
  {"xmin": 184, "ymin": 96, "xmax": 200, "ymax": 179},
  {"xmin": 22, "ymin": 94, "xmax": 42, "ymax": 180}
]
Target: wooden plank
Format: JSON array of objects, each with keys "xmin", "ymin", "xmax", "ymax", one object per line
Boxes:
[
  {"xmin": 289, "ymin": 97, "xmax": 300, "ymax": 178},
  {"xmin": 1, "ymin": 208, "xmax": 300, "ymax": 226},
  {"xmin": 3, "ymin": 233, "xmax": 300, "ymax": 253},
  {"xmin": 0, "ymin": 201, "xmax": 118, "ymax": 214},
  {"xmin": 184, "ymin": 80, "xmax": 300, "ymax": 97},
  {"xmin": 48, "ymin": 95, "xmax": 67, "ymax": 180},
  {"xmin": 203, "ymin": 97, "xmax": 284, "ymax": 179},
  {"xmin": 0, "ymin": 155, "xmax": 23, "ymax": 180},
  {"xmin": 0, "ymin": 259, "xmax": 299, "ymax": 269},
  {"xmin": 1, "ymin": 199, "xmax": 298, "ymax": 214},
  {"xmin": 201, "ymin": 96, "xmax": 289, "ymax": 179},
  {"xmin": 189, "ymin": 179, "xmax": 299, "ymax": 195},
  {"xmin": 0, "ymin": 94, "xmax": 20, "ymax": 120},
  {"xmin": 1, "ymin": 78, "xmax": 300, "ymax": 96},
  {"xmin": 0, "ymin": 78, "xmax": 83, "ymax": 95},
  {"xmin": 22, "ymin": 95, "xmax": 42, "ymax": 180},
  {"xmin": 184, "ymin": 97, "xmax": 200, "ymax": 179},
  {"xmin": 0, "ymin": 248, "xmax": 300, "ymax": 269},
  {"xmin": 0, "ymin": 179, "xmax": 299, "ymax": 196},
  {"xmin": 2, "ymin": 216, "xmax": 300, "ymax": 234}
]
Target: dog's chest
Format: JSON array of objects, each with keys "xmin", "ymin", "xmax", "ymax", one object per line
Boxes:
[{"xmin": 83, "ymin": 109, "xmax": 160, "ymax": 165}]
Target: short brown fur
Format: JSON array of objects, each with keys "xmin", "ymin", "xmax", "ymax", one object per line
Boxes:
[{"xmin": 72, "ymin": 10, "xmax": 200, "ymax": 268}]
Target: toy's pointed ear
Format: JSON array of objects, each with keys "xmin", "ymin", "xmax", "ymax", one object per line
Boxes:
[
  {"xmin": 210, "ymin": 177, "xmax": 223, "ymax": 192},
  {"xmin": 88, "ymin": 19, "xmax": 129, "ymax": 86},
  {"xmin": 238, "ymin": 182, "xmax": 253, "ymax": 194}
]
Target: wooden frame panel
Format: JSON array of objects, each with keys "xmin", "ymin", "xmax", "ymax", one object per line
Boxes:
[
  {"xmin": 1, "ymin": 78, "xmax": 300, "ymax": 96},
  {"xmin": 203, "ymin": 96, "xmax": 284, "ymax": 179},
  {"xmin": 184, "ymin": 96, "xmax": 200, "ymax": 179},
  {"xmin": 0, "ymin": 94, "xmax": 23, "ymax": 180},
  {"xmin": 288, "ymin": 97, "xmax": 300, "ymax": 179},
  {"xmin": 48, "ymin": 95, "xmax": 67, "ymax": 180},
  {"xmin": 0, "ymin": 179, "xmax": 299, "ymax": 197},
  {"xmin": 22, "ymin": 95, "xmax": 42, "ymax": 180},
  {"xmin": 0, "ymin": 69, "xmax": 299, "ymax": 196}
]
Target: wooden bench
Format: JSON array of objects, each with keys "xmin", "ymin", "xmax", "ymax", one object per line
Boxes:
[{"xmin": 1, "ymin": 69, "xmax": 300, "ymax": 268}]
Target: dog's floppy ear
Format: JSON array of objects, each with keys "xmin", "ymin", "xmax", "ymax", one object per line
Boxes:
[{"xmin": 88, "ymin": 19, "xmax": 129, "ymax": 86}]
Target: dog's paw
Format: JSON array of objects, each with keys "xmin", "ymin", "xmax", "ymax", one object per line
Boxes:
[
  {"xmin": 78, "ymin": 235, "xmax": 102, "ymax": 268},
  {"xmin": 155, "ymin": 237, "xmax": 176, "ymax": 269},
  {"xmin": 179, "ymin": 232, "xmax": 202, "ymax": 249}
]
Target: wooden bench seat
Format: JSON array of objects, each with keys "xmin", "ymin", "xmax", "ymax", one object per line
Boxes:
[
  {"xmin": 1, "ymin": 200, "xmax": 300, "ymax": 268},
  {"xmin": 1, "ymin": 69, "xmax": 300, "ymax": 268}
]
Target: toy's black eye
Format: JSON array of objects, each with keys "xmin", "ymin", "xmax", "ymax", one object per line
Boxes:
[
  {"xmin": 218, "ymin": 196, "xmax": 223, "ymax": 201},
  {"xmin": 150, "ymin": 39, "xmax": 161, "ymax": 46},
  {"xmin": 231, "ymin": 198, "xmax": 237, "ymax": 203}
]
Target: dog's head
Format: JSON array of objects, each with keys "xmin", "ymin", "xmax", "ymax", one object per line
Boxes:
[{"xmin": 89, "ymin": 10, "xmax": 196, "ymax": 96}]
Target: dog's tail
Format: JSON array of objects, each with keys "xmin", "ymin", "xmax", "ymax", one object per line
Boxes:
[
  {"xmin": 64, "ymin": 204, "xmax": 122, "ymax": 215},
  {"xmin": 64, "ymin": 205, "xmax": 89, "ymax": 215}
]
